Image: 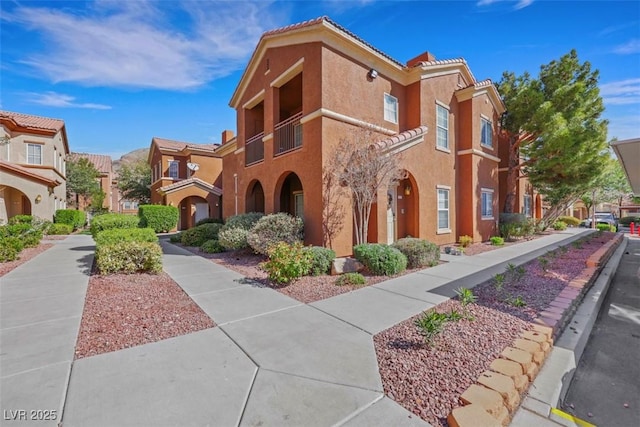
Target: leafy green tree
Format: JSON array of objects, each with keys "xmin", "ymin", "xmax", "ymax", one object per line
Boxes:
[
  {"xmin": 117, "ymin": 160, "xmax": 151, "ymax": 204},
  {"xmin": 581, "ymin": 155, "xmax": 632, "ymax": 218},
  {"xmin": 498, "ymin": 50, "xmax": 609, "ymax": 224},
  {"xmin": 66, "ymin": 157, "xmax": 100, "ymax": 208}
]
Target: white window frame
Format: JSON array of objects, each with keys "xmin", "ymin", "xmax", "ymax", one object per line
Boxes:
[
  {"xmin": 481, "ymin": 188, "xmax": 494, "ymax": 220},
  {"xmin": 523, "ymin": 195, "xmax": 532, "ymax": 217},
  {"xmin": 481, "ymin": 116, "xmax": 493, "ymax": 149},
  {"xmin": 168, "ymin": 160, "xmax": 179, "ymax": 179},
  {"xmin": 436, "ymin": 103, "xmax": 449, "ymax": 151},
  {"xmin": 26, "ymin": 143, "xmax": 42, "ymax": 165},
  {"xmin": 437, "ymin": 186, "xmax": 450, "ymax": 232},
  {"xmin": 294, "ymin": 191, "xmax": 304, "ymax": 220},
  {"xmin": 384, "ymin": 93, "xmax": 398, "ymax": 124}
]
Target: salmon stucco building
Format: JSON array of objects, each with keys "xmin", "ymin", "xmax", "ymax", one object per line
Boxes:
[
  {"xmin": 0, "ymin": 110, "xmax": 69, "ymax": 224},
  {"xmin": 216, "ymin": 17, "xmax": 506, "ymax": 257},
  {"xmin": 148, "ymin": 137, "xmax": 224, "ymax": 230}
]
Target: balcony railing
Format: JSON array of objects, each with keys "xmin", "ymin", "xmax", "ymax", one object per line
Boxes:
[
  {"xmin": 245, "ymin": 131, "xmax": 264, "ymax": 166},
  {"xmin": 274, "ymin": 112, "xmax": 303, "ymax": 156}
]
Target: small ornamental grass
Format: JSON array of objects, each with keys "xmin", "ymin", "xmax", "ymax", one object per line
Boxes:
[
  {"xmin": 353, "ymin": 243, "xmax": 407, "ymax": 276},
  {"xmin": 303, "ymin": 246, "xmax": 336, "ymax": 276},
  {"xmin": 392, "ymin": 237, "xmax": 439, "ymax": 269},
  {"xmin": 414, "ymin": 309, "xmax": 463, "ymax": 347},
  {"xmin": 335, "ymin": 272, "xmax": 366, "ymax": 286},
  {"xmin": 261, "ymin": 241, "xmax": 312, "ymax": 285}
]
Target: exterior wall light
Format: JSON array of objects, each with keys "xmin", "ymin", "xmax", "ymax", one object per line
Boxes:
[
  {"xmin": 368, "ymin": 68, "xmax": 378, "ymax": 79},
  {"xmin": 35, "ymin": 194, "xmax": 42, "ymax": 203},
  {"xmin": 404, "ymin": 184, "xmax": 411, "ymax": 196}
]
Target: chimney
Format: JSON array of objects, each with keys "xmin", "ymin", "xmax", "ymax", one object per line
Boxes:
[
  {"xmin": 406, "ymin": 51, "xmax": 436, "ymax": 68},
  {"xmin": 221, "ymin": 130, "xmax": 234, "ymax": 144}
]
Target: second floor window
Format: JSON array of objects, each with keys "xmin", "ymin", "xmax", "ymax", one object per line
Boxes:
[
  {"xmin": 27, "ymin": 144, "xmax": 42, "ymax": 165},
  {"xmin": 436, "ymin": 104, "xmax": 449, "ymax": 150},
  {"xmin": 384, "ymin": 93, "xmax": 398, "ymax": 124},
  {"xmin": 481, "ymin": 117, "xmax": 493, "ymax": 148},
  {"xmin": 168, "ymin": 160, "xmax": 179, "ymax": 179},
  {"xmin": 481, "ymin": 189, "xmax": 494, "ymax": 219}
]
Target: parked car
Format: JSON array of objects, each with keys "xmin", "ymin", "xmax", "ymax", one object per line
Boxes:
[{"xmin": 579, "ymin": 212, "xmax": 619, "ymax": 231}]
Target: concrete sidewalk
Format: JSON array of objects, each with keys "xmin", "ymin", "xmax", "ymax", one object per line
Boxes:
[{"xmin": 1, "ymin": 229, "xmax": 593, "ymax": 426}]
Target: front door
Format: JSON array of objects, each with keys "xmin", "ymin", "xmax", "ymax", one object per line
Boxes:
[
  {"xmin": 387, "ymin": 189, "xmax": 396, "ymax": 244},
  {"xmin": 195, "ymin": 203, "xmax": 209, "ymax": 224}
]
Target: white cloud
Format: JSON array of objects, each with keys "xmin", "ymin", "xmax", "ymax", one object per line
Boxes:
[
  {"xmin": 6, "ymin": 1, "xmax": 284, "ymax": 90},
  {"xmin": 477, "ymin": 0, "xmax": 534, "ymax": 9},
  {"xmin": 27, "ymin": 91, "xmax": 112, "ymax": 109},
  {"xmin": 607, "ymin": 114, "xmax": 640, "ymax": 141},
  {"xmin": 600, "ymin": 79, "xmax": 640, "ymax": 105},
  {"xmin": 614, "ymin": 39, "xmax": 640, "ymax": 54}
]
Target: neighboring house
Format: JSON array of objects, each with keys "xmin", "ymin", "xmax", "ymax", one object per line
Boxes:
[
  {"xmin": 0, "ymin": 110, "xmax": 69, "ymax": 224},
  {"xmin": 216, "ymin": 16, "xmax": 505, "ymax": 256},
  {"xmin": 148, "ymin": 137, "xmax": 223, "ymax": 230},
  {"xmin": 68, "ymin": 152, "xmax": 114, "ymax": 211}
]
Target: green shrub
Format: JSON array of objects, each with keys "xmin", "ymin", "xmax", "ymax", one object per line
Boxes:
[
  {"xmin": 458, "ymin": 235, "xmax": 473, "ymax": 248},
  {"xmin": 414, "ymin": 311, "xmax": 449, "ymax": 346},
  {"xmin": 499, "ymin": 217, "xmax": 536, "ymax": 240},
  {"xmin": 138, "ymin": 205, "xmax": 179, "ymax": 233},
  {"xmin": 8, "ymin": 215, "xmax": 33, "ymax": 225},
  {"xmin": 223, "ymin": 212, "xmax": 264, "ymax": 231},
  {"xmin": 552, "ymin": 221, "xmax": 567, "ymax": 231},
  {"xmin": 247, "ymin": 213, "xmax": 304, "ymax": 255},
  {"xmin": 54, "ymin": 209, "xmax": 85, "ymax": 229},
  {"xmin": 489, "ymin": 236, "xmax": 504, "ymax": 246},
  {"xmin": 47, "ymin": 223, "xmax": 73, "ymax": 235},
  {"xmin": 95, "ymin": 241, "xmax": 162, "ymax": 274},
  {"xmin": 596, "ymin": 223, "xmax": 615, "ymax": 232},
  {"xmin": 558, "ymin": 216, "xmax": 581, "ymax": 227},
  {"xmin": 21, "ymin": 231, "xmax": 43, "ymax": 248},
  {"xmin": 201, "ymin": 239, "xmax": 225, "ymax": 253},
  {"xmin": 353, "ymin": 243, "xmax": 407, "ymax": 276},
  {"xmin": 392, "ymin": 238, "xmax": 439, "ymax": 269},
  {"xmin": 335, "ymin": 272, "xmax": 366, "ymax": 286},
  {"xmin": 303, "ymin": 246, "xmax": 336, "ymax": 276},
  {"xmin": 195, "ymin": 217, "xmax": 224, "ymax": 226},
  {"xmin": 90, "ymin": 213, "xmax": 139, "ymax": 238},
  {"xmin": 262, "ymin": 242, "xmax": 312, "ymax": 285},
  {"xmin": 95, "ymin": 228, "xmax": 158, "ymax": 246},
  {"xmin": 0, "ymin": 223, "xmax": 31, "ymax": 237},
  {"xmin": 218, "ymin": 227, "xmax": 250, "ymax": 251},
  {"xmin": 1, "ymin": 236, "xmax": 25, "ymax": 253},
  {"xmin": 169, "ymin": 232, "xmax": 183, "ymax": 243},
  {"xmin": 619, "ymin": 216, "xmax": 640, "ymax": 226},
  {"xmin": 0, "ymin": 244, "xmax": 19, "ymax": 262},
  {"xmin": 181, "ymin": 223, "xmax": 223, "ymax": 247}
]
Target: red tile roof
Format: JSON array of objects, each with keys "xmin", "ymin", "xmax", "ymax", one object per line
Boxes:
[
  {"xmin": 0, "ymin": 110, "xmax": 65, "ymax": 132},
  {"xmin": 375, "ymin": 126, "xmax": 429, "ymax": 150},
  {"xmin": 152, "ymin": 137, "xmax": 218, "ymax": 152},
  {"xmin": 69, "ymin": 153, "xmax": 112, "ymax": 174}
]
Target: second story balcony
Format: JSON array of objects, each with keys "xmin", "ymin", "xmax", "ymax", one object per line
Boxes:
[
  {"xmin": 245, "ymin": 132, "xmax": 265, "ymax": 166},
  {"xmin": 274, "ymin": 112, "xmax": 303, "ymax": 157}
]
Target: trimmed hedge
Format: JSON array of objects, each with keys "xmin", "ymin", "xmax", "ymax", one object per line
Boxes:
[
  {"xmin": 218, "ymin": 227, "xmax": 249, "ymax": 251},
  {"xmin": 47, "ymin": 223, "xmax": 73, "ymax": 235},
  {"xmin": 392, "ymin": 238, "xmax": 439, "ymax": 269},
  {"xmin": 557, "ymin": 216, "xmax": 581, "ymax": 227},
  {"xmin": 303, "ymin": 246, "xmax": 336, "ymax": 276},
  {"xmin": 138, "ymin": 205, "xmax": 179, "ymax": 233},
  {"xmin": 95, "ymin": 241, "xmax": 162, "ymax": 274},
  {"xmin": 353, "ymin": 243, "xmax": 407, "ymax": 276},
  {"xmin": 247, "ymin": 213, "xmax": 304, "ymax": 255},
  {"xmin": 95, "ymin": 228, "xmax": 158, "ymax": 246},
  {"xmin": 90, "ymin": 213, "xmax": 139, "ymax": 238},
  {"xmin": 181, "ymin": 223, "xmax": 223, "ymax": 247},
  {"xmin": 54, "ymin": 209, "xmax": 86, "ymax": 230},
  {"xmin": 201, "ymin": 239, "xmax": 225, "ymax": 253}
]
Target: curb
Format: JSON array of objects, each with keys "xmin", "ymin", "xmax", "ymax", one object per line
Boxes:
[{"xmin": 511, "ymin": 235, "xmax": 628, "ymax": 426}]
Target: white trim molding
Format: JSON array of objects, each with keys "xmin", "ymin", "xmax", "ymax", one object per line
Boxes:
[
  {"xmin": 270, "ymin": 58, "xmax": 304, "ymax": 88},
  {"xmin": 300, "ymin": 108, "xmax": 396, "ymax": 135},
  {"xmin": 457, "ymin": 148, "xmax": 501, "ymax": 163}
]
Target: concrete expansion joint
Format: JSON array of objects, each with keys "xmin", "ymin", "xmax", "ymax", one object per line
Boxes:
[
  {"xmin": 307, "ymin": 304, "xmax": 375, "ymax": 336},
  {"xmin": 218, "ymin": 303, "xmax": 303, "ymax": 326},
  {"xmin": 332, "ymin": 393, "xmax": 386, "ymax": 426},
  {"xmin": 0, "ymin": 314, "xmax": 82, "ymax": 331},
  {"xmin": 236, "ymin": 366, "xmax": 259, "ymax": 427},
  {"xmin": 258, "ymin": 367, "xmax": 385, "ymax": 394},
  {"xmin": 217, "ymin": 326, "xmax": 262, "ymax": 369}
]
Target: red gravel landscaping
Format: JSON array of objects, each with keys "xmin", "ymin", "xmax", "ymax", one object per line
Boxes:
[
  {"xmin": 75, "ymin": 271, "xmax": 215, "ymax": 359},
  {"xmin": 0, "ymin": 243, "xmax": 54, "ymax": 277}
]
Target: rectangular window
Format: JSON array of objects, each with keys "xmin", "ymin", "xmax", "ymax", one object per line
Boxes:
[
  {"xmin": 294, "ymin": 192, "xmax": 304, "ymax": 220},
  {"xmin": 523, "ymin": 195, "xmax": 532, "ymax": 217},
  {"xmin": 384, "ymin": 93, "xmax": 398, "ymax": 124},
  {"xmin": 168, "ymin": 160, "xmax": 179, "ymax": 179},
  {"xmin": 481, "ymin": 189, "xmax": 494, "ymax": 219},
  {"xmin": 436, "ymin": 104, "xmax": 449, "ymax": 149},
  {"xmin": 437, "ymin": 188, "xmax": 449, "ymax": 230},
  {"xmin": 481, "ymin": 117, "xmax": 493, "ymax": 148},
  {"xmin": 27, "ymin": 144, "xmax": 42, "ymax": 165}
]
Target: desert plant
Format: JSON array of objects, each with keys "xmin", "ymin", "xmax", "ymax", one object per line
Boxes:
[
  {"xmin": 392, "ymin": 237, "xmax": 440, "ymax": 268},
  {"xmin": 493, "ymin": 273, "xmax": 506, "ymax": 291},
  {"xmin": 138, "ymin": 205, "xmax": 179, "ymax": 233},
  {"xmin": 414, "ymin": 310, "xmax": 462, "ymax": 346},
  {"xmin": 335, "ymin": 272, "xmax": 366, "ymax": 286},
  {"xmin": 223, "ymin": 212, "xmax": 264, "ymax": 231},
  {"xmin": 490, "ymin": 236, "xmax": 504, "ymax": 246},
  {"xmin": 353, "ymin": 243, "xmax": 408, "ymax": 276},
  {"xmin": 201, "ymin": 239, "xmax": 225, "ymax": 254},
  {"xmin": 458, "ymin": 235, "xmax": 473, "ymax": 248},
  {"xmin": 180, "ymin": 223, "xmax": 223, "ymax": 247},
  {"xmin": 558, "ymin": 245, "xmax": 568, "ymax": 254},
  {"xmin": 507, "ymin": 295, "xmax": 527, "ymax": 307},
  {"xmin": 261, "ymin": 242, "xmax": 312, "ymax": 285},
  {"xmin": 218, "ymin": 227, "xmax": 250, "ymax": 251},
  {"xmin": 47, "ymin": 223, "xmax": 73, "ymax": 235},
  {"xmin": 558, "ymin": 216, "xmax": 581, "ymax": 227},
  {"xmin": 455, "ymin": 287, "xmax": 477, "ymax": 319},
  {"xmin": 572, "ymin": 240, "xmax": 584, "ymax": 249},
  {"xmin": 95, "ymin": 228, "xmax": 158, "ymax": 246},
  {"xmin": 95, "ymin": 241, "xmax": 162, "ymax": 274},
  {"xmin": 303, "ymin": 246, "xmax": 336, "ymax": 276},
  {"xmin": 90, "ymin": 213, "xmax": 139, "ymax": 238},
  {"xmin": 247, "ymin": 213, "xmax": 304, "ymax": 255},
  {"xmin": 552, "ymin": 220, "xmax": 567, "ymax": 231},
  {"xmin": 538, "ymin": 256, "xmax": 550, "ymax": 272}
]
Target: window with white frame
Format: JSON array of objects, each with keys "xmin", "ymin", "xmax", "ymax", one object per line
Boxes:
[
  {"xmin": 436, "ymin": 104, "xmax": 449, "ymax": 149},
  {"xmin": 523, "ymin": 195, "xmax": 532, "ymax": 217},
  {"xmin": 168, "ymin": 160, "xmax": 179, "ymax": 179},
  {"xmin": 27, "ymin": 144, "xmax": 42, "ymax": 165},
  {"xmin": 481, "ymin": 117, "xmax": 493, "ymax": 148},
  {"xmin": 384, "ymin": 93, "xmax": 398, "ymax": 124},
  {"xmin": 437, "ymin": 188, "xmax": 450, "ymax": 230},
  {"xmin": 123, "ymin": 201, "xmax": 139, "ymax": 210},
  {"xmin": 294, "ymin": 192, "xmax": 304, "ymax": 220},
  {"xmin": 481, "ymin": 189, "xmax": 494, "ymax": 219}
]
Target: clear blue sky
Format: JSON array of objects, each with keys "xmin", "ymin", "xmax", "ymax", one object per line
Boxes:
[{"xmin": 2, "ymin": 0, "xmax": 639, "ymax": 159}]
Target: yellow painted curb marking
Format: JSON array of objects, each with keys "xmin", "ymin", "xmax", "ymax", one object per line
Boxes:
[{"xmin": 550, "ymin": 407, "xmax": 596, "ymax": 427}]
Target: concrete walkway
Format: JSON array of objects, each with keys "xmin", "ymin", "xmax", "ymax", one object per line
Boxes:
[{"xmin": 1, "ymin": 229, "xmax": 592, "ymax": 426}]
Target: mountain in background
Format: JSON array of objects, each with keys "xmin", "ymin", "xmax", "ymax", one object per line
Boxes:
[{"xmin": 112, "ymin": 148, "xmax": 148, "ymax": 172}]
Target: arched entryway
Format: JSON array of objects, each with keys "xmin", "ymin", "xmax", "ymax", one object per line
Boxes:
[
  {"xmin": 178, "ymin": 195, "xmax": 209, "ymax": 230},
  {"xmin": 275, "ymin": 172, "xmax": 303, "ymax": 219},
  {"xmin": 246, "ymin": 180, "xmax": 265, "ymax": 213},
  {"xmin": 394, "ymin": 172, "xmax": 419, "ymax": 240},
  {"xmin": 0, "ymin": 186, "xmax": 31, "ymax": 224}
]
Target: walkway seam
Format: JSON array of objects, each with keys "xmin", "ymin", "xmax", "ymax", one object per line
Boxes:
[
  {"xmin": 0, "ymin": 360, "xmax": 70, "ymax": 380},
  {"xmin": 216, "ymin": 303, "xmax": 303, "ymax": 326},
  {"xmin": 332, "ymin": 393, "xmax": 386, "ymax": 427},
  {"xmin": 307, "ymin": 304, "xmax": 375, "ymax": 336},
  {"xmin": 235, "ymin": 365, "xmax": 259, "ymax": 427},
  {"xmin": 0, "ymin": 315, "xmax": 82, "ymax": 331},
  {"xmin": 258, "ymin": 367, "xmax": 385, "ymax": 393},
  {"xmin": 58, "ymin": 359, "xmax": 75, "ymax": 427}
]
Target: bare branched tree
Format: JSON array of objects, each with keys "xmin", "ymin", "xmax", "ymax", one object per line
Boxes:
[
  {"xmin": 321, "ymin": 166, "xmax": 346, "ymax": 248},
  {"xmin": 327, "ymin": 126, "xmax": 405, "ymax": 245}
]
